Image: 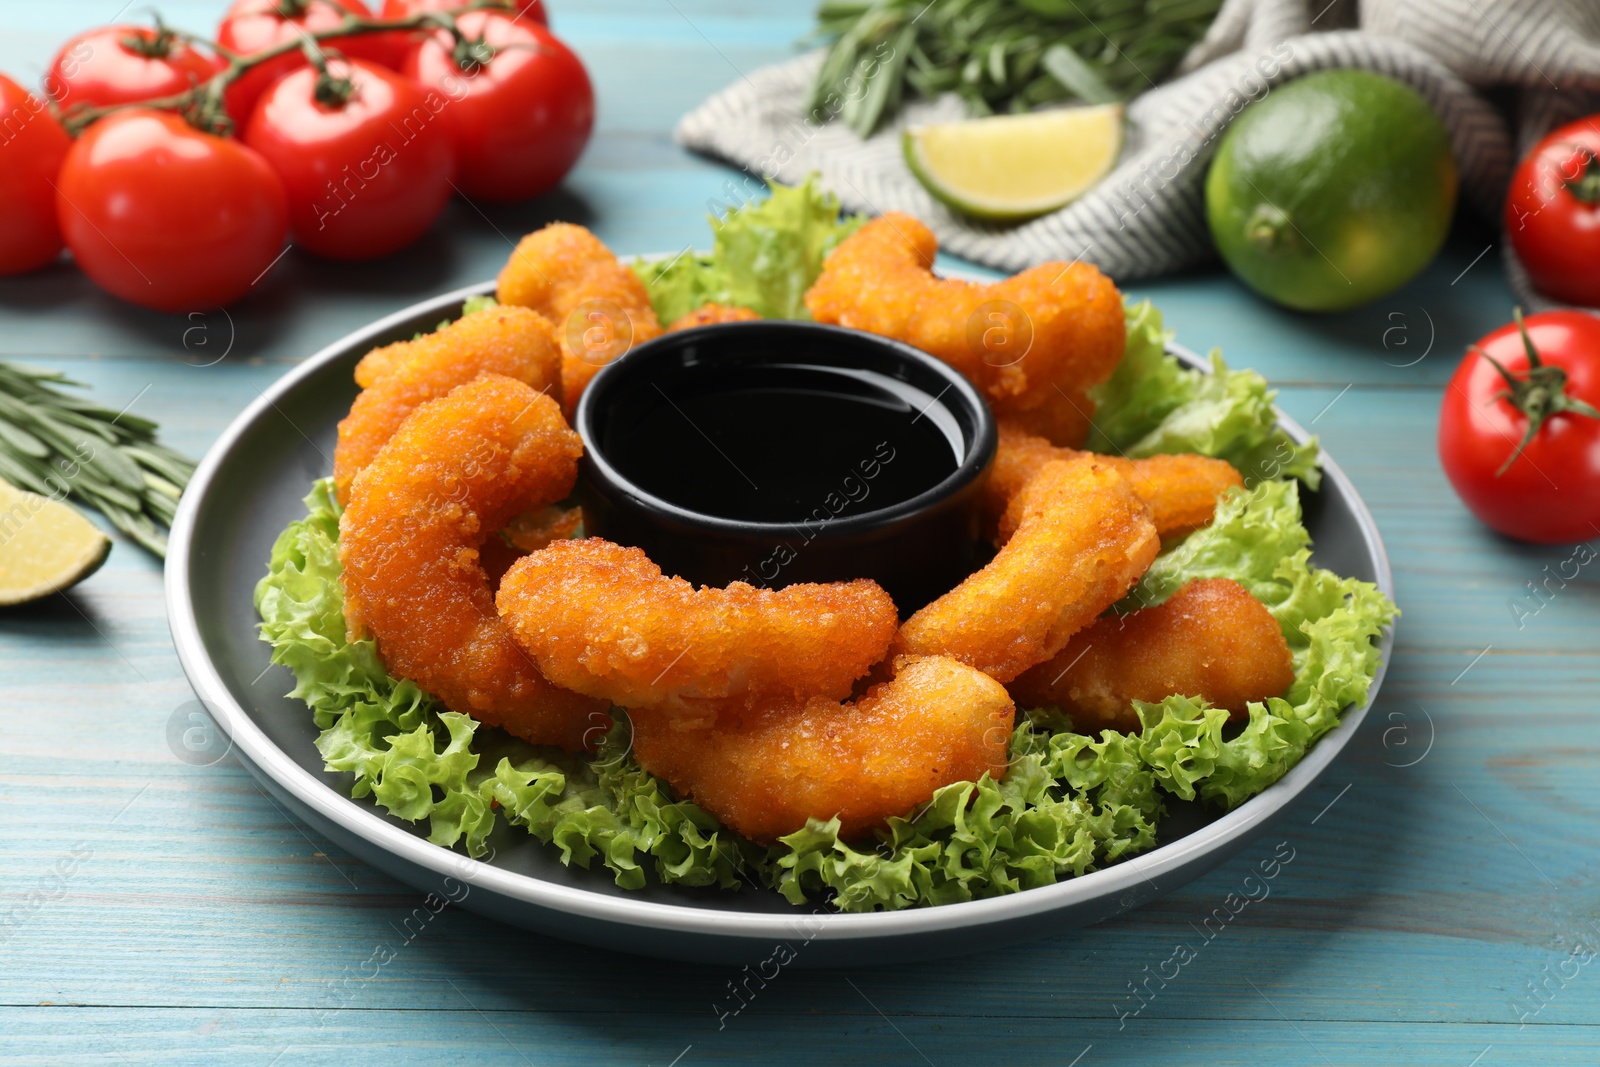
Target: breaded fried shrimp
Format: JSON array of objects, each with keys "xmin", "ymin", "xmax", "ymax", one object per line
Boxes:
[
  {"xmin": 333, "ymin": 305, "xmax": 564, "ymax": 502},
  {"xmin": 803, "ymin": 213, "xmax": 1125, "ymax": 415},
  {"xmin": 503, "ymin": 504, "xmax": 584, "ymax": 552},
  {"xmin": 631, "ymin": 655, "xmax": 1014, "ymax": 843},
  {"xmin": 985, "ymin": 422, "xmax": 1244, "ymax": 542},
  {"xmin": 495, "ymin": 223, "xmax": 663, "ymax": 413},
  {"xmin": 339, "ymin": 374, "xmax": 606, "ymax": 749},
  {"xmin": 897, "ymin": 457, "xmax": 1159, "ymax": 683},
  {"xmin": 998, "ymin": 381, "xmax": 1096, "ymax": 447},
  {"xmin": 495, "ymin": 538, "xmax": 899, "ymax": 729},
  {"xmin": 1010, "ymin": 578, "xmax": 1295, "ymax": 733},
  {"xmin": 666, "ymin": 303, "xmax": 761, "ymax": 331}
]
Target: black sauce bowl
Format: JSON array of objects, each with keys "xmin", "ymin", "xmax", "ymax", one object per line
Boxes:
[{"xmin": 573, "ymin": 320, "xmax": 997, "ymax": 613}]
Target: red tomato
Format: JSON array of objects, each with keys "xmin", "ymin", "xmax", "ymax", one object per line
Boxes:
[
  {"xmin": 380, "ymin": 0, "xmax": 546, "ymax": 24},
  {"xmin": 403, "ymin": 13, "xmax": 592, "ymax": 202},
  {"xmin": 1439, "ymin": 310, "xmax": 1600, "ymax": 543},
  {"xmin": 245, "ymin": 58, "xmax": 454, "ymax": 260},
  {"xmin": 0, "ymin": 75, "xmax": 72, "ymax": 275},
  {"xmin": 1504, "ymin": 116, "xmax": 1600, "ymax": 307},
  {"xmin": 55, "ymin": 110, "xmax": 289, "ymax": 312},
  {"xmin": 44, "ymin": 26, "xmax": 224, "ymax": 113},
  {"xmin": 377, "ymin": 0, "xmax": 548, "ymax": 60},
  {"xmin": 217, "ymin": 0, "xmax": 399, "ymax": 131}
]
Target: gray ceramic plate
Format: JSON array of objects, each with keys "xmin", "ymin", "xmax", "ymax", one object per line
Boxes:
[{"xmin": 165, "ymin": 278, "xmax": 1395, "ymax": 967}]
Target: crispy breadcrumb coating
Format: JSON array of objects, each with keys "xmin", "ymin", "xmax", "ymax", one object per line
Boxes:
[
  {"xmin": 495, "ymin": 223, "xmax": 663, "ymax": 414},
  {"xmin": 333, "ymin": 305, "xmax": 563, "ymax": 503},
  {"xmin": 503, "ymin": 504, "xmax": 584, "ymax": 552},
  {"xmin": 496, "ymin": 538, "xmax": 899, "ymax": 729},
  {"xmin": 803, "ymin": 213, "xmax": 1125, "ymax": 417},
  {"xmin": 896, "ymin": 456, "xmax": 1159, "ymax": 683},
  {"xmin": 666, "ymin": 303, "xmax": 762, "ymax": 331},
  {"xmin": 1010, "ymin": 578, "xmax": 1294, "ymax": 733},
  {"xmin": 986, "ymin": 421, "xmax": 1244, "ymax": 543},
  {"xmin": 631, "ymin": 655, "xmax": 1014, "ymax": 843},
  {"xmin": 339, "ymin": 374, "xmax": 606, "ymax": 749},
  {"xmin": 997, "ymin": 381, "xmax": 1096, "ymax": 447}
]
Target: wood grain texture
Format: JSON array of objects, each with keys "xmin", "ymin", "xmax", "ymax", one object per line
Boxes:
[{"xmin": 2, "ymin": 3, "xmax": 1598, "ymax": 1064}]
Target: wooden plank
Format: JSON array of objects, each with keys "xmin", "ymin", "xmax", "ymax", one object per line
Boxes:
[
  {"xmin": 1, "ymin": 651, "xmax": 1596, "ymax": 1027},
  {"xmin": 0, "ymin": 1008, "xmax": 1593, "ymax": 1066}
]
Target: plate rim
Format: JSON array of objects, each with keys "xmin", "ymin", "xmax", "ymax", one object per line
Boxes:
[{"xmin": 165, "ymin": 271, "xmax": 1395, "ymax": 944}]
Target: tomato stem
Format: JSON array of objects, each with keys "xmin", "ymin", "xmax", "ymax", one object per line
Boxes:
[
  {"xmin": 1476, "ymin": 306, "xmax": 1600, "ymax": 476},
  {"xmin": 120, "ymin": 18, "xmax": 179, "ymax": 60},
  {"xmin": 1565, "ymin": 149, "xmax": 1600, "ymax": 205},
  {"xmin": 302, "ymin": 38, "xmax": 359, "ymax": 108},
  {"xmin": 55, "ymin": 0, "xmax": 514, "ymax": 137},
  {"xmin": 451, "ymin": 32, "xmax": 498, "ymax": 74}
]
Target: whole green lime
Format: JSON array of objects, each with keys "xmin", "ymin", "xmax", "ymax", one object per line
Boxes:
[{"xmin": 1205, "ymin": 69, "xmax": 1458, "ymax": 312}]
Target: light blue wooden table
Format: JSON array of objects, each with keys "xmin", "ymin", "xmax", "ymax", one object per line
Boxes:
[{"xmin": 2, "ymin": 4, "xmax": 1596, "ymax": 1065}]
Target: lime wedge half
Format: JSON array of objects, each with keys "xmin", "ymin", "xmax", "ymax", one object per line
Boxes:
[
  {"xmin": 904, "ymin": 104, "xmax": 1124, "ymax": 222},
  {"xmin": 0, "ymin": 479, "xmax": 111, "ymax": 606}
]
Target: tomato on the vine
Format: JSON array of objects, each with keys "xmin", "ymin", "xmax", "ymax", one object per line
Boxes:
[
  {"xmin": 1439, "ymin": 309, "xmax": 1600, "ymax": 543},
  {"xmin": 55, "ymin": 110, "xmax": 289, "ymax": 311},
  {"xmin": 380, "ymin": 0, "xmax": 546, "ymax": 24},
  {"xmin": 377, "ymin": 0, "xmax": 548, "ymax": 60},
  {"xmin": 403, "ymin": 12, "xmax": 592, "ymax": 202},
  {"xmin": 245, "ymin": 58, "xmax": 454, "ymax": 260},
  {"xmin": 1504, "ymin": 117, "xmax": 1600, "ymax": 308},
  {"xmin": 0, "ymin": 75, "xmax": 72, "ymax": 276},
  {"xmin": 217, "ymin": 0, "xmax": 400, "ymax": 130},
  {"xmin": 44, "ymin": 25, "xmax": 223, "ymax": 112}
]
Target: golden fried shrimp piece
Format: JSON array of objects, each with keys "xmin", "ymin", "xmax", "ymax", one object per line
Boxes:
[
  {"xmin": 1011, "ymin": 578, "xmax": 1295, "ymax": 733},
  {"xmin": 333, "ymin": 306, "xmax": 564, "ymax": 503},
  {"xmin": 474, "ymin": 504, "xmax": 587, "ymax": 589},
  {"xmin": 453, "ymin": 506, "xmax": 586, "ymax": 592},
  {"xmin": 504, "ymin": 504, "xmax": 584, "ymax": 551},
  {"xmin": 896, "ymin": 456, "xmax": 1159, "ymax": 684},
  {"xmin": 666, "ymin": 303, "xmax": 761, "ymax": 332},
  {"xmin": 985, "ymin": 422, "xmax": 1244, "ymax": 543},
  {"xmin": 803, "ymin": 213, "xmax": 1125, "ymax": 414},
  {"xmin": 998, "ymin": 380, "xmax": 1095, "ymax": 447},
  {"xmin": 353, "ymin": 342, "xmax": 409, "ymax": 389},
  {"xmin": 495, "ymin": 538, "xmax": 899, "ymax": 729},
  {"xmin": 340, "ymin": 374, "xmax": 606, "ymax": 750},
  {"xmin": 631, "ymin": 655, "xmax": 1014, "ymax": 843},
  {"xmin": 495, "ymin": 223, "xmax": 663, "ymax": 413},
  {"xmin": 351, "ymin": 305, "xmax": 553, "ymax": 390}
]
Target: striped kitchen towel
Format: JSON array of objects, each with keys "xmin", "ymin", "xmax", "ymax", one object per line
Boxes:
[{"xmin": 676, "ymin": 0, "xmax": 1600, "ymax": 307}]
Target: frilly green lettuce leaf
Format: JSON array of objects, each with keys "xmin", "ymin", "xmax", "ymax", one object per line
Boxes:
[
  {"xmin": 1088, "ymin": 301, "xmax": 1321, "ymax": 489},
  {"xmin": 255, "ymin": 479, "xmax": 756, "ymax": 888},
  {"xmin": 633, "ymin": 248, "xmax": 715, "ymax": 327},
  {"xmin": 1122, "ymin": 475, "xmax": 1311, "ymax": 609},
  {"xmin": 633, "ymin": 174, "xmax": 862, "ymax": 323},
  {"xmin": 767, "ymin": 717, "xmax": 1162, "ymax": 912},
  {"xmin": 1125, "ymin": 480, "xmax": 1397, "ymax": 808}
]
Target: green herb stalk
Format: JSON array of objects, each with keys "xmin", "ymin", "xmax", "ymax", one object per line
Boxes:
[
  {"xmin": 0, "ymin": 362, "xmax": 195, "ymax": 557},
  {"xmin": 809, "ymin": 0, "xmax": 1224, "ymax": 137}
]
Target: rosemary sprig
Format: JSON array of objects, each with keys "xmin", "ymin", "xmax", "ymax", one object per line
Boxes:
[
  {"xmin": 809, "ymin": 0, "xmax": 1224, "ymax": 137},
  {"xmin": 0, "ymin": 362, "xmax": 195, "ymax": 557}
]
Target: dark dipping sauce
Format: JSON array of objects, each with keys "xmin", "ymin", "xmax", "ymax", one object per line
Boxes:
[
  {"xmin": 601, "ymin": 363, "xmax": 963, "ymax": 524},
  {"xmin": 574, "ymin": 320, "xmax": 996, "ymax": 613}
]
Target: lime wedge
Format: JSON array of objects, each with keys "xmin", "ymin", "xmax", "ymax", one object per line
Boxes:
[
  {"xmin": 0, "ymin": 479, "xmax": 111, "ymax": 606},
  {"xmin": 903, "ymin": 104, "xmax": 1124, "ymax": 222}
]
